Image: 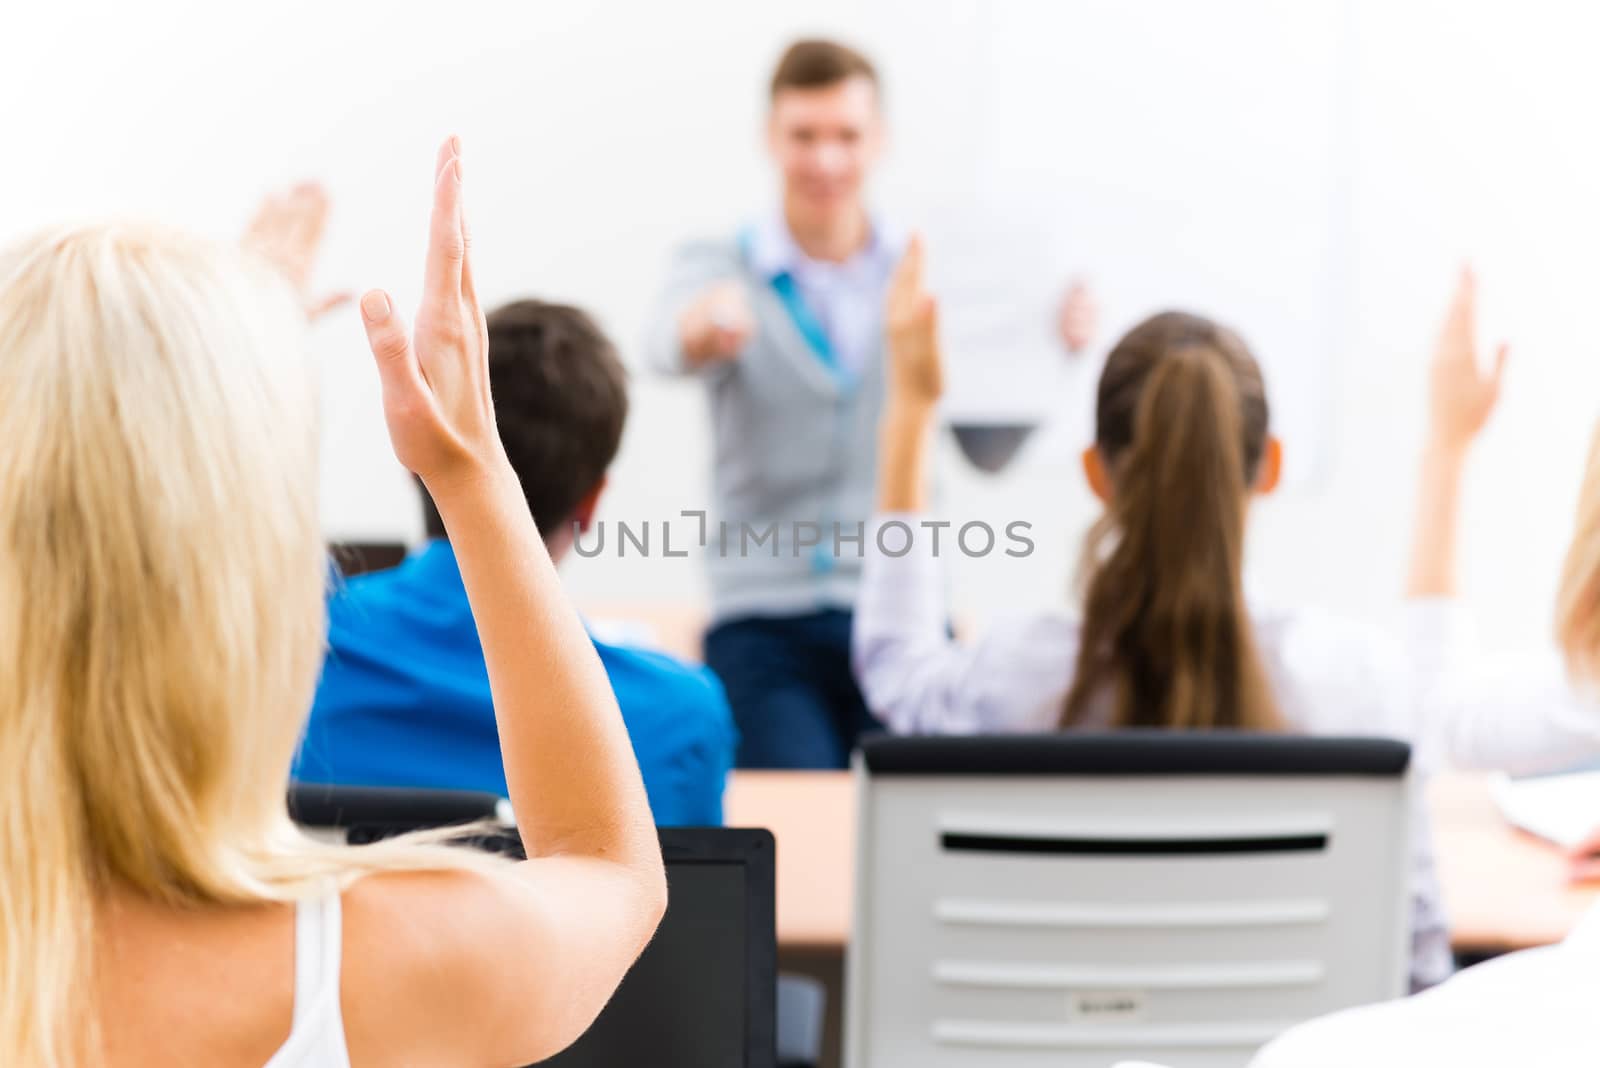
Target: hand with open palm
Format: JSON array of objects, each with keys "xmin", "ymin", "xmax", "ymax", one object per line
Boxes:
[
  {"xmin": 884, "ymin": 233, "xmax": 944, "ymax": 413},
  {"xmin": 358, "ymin": 138, "xmax": 508, "ymax": 496},
  {"xmin": 1428, "ymin": 267, "xmax": 1509, "ymax": 453},
  {"xmin": 242, "ymin": 182, "xmax": 349, "ymax": 321}
]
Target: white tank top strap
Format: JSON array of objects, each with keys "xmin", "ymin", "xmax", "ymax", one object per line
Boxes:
[{"xmin": 264, "ymin": 884, "xmax": 352, "ymax": 1068}]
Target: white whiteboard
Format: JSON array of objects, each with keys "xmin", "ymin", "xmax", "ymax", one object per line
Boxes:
[
  {"xmin": 7, "ymin": 0, "xmax": 1597, "ymax": 643},
  {"xmin": 882, "ymin": 1, "xmax": 1354, "ymax": 483}
]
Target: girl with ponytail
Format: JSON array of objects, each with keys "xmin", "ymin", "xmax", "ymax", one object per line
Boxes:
[
  {"xmin": 856, "ymin": 245, "xmax": 1600, "ymax": 991},
  {"xmin": 1063, "ymin": 312, "xmax": 1281, "ymax": 733}
]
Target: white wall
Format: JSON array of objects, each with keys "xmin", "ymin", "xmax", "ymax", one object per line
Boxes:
[{"xmin": 5, "ymin": 0, "xmax": 1598, "ymax": 651}]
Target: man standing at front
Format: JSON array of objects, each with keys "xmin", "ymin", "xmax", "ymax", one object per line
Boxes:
[{"xmin": 646, "ymin": 38, "xmax": 1095, "ymax": 769}]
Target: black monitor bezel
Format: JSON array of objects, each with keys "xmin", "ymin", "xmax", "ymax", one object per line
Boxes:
[
  {"xmin": 286, "ymin": 787, "xmax": 778, "ymax": 1068},
  {"xmin": 650, "ymin": 826, "xmax": 778, "ymax": 1068}
]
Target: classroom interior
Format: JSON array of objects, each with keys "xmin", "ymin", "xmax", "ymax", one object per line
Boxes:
[{"xmin": 7, "ymin": 1, "xmax": 1600, "ymax": 1066}]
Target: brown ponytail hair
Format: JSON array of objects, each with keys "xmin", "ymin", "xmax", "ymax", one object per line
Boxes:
[{"xmin": 1062, "ymin": 311, "xmax": 1281, "ymax": 731}]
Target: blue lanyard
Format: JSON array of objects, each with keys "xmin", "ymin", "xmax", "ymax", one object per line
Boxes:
[
  {"xmin": 739, "ymin": 228, "xmax": 845, "ymax": 381},
  {"xmin": 768, "ymin": 269, "xmax": 837, "ymax": 371}
]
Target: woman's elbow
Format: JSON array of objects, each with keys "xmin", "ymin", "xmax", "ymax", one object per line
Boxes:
[
  {"xmin": 625, "ymin": 849, "xmax": 669, "ymax": 952},
  {"xmin": 641, "ymin": 862, "xmax": 669, "ymax": 930}
]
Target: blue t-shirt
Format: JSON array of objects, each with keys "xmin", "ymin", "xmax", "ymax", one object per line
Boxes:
[{"xmin": 293, "ymin": 540, "xmax": 736, "ymax": 826}]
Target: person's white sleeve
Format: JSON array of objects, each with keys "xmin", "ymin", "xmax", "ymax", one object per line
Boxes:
[
  {"xmin": 1252, "ymin": 935, "xmax": 1598, "ymax": 1067},
  {"xmin": 1418, "ymin": 647, "xmax": 1600, "ymax": 774},
  {"xmin": 1399, "ymin": 599, "xmax": 1600, "ymax": 773},
  {"xmin": 852, "ymin": 513, "xmax": 990, "ymax": 734},
  {"xmin": 1249, "ymin": 997, "xmax": 1414, "ymax": 1068},
  {"xmin": 641, "ymin": 241, "xmax": 743, "ymax": 379},
  {"xmin": 1398, "ymin": 595, "xmax": 1473, "ymax": 697}
]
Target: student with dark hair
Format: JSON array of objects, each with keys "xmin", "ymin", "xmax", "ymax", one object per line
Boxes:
[
  {"xmin": 854, "ymin": 245, "xmax": 1600, "ymax": 990},
  {"xmin": 645, "ymin": 38, "xmax": 1099, "ymax": 769},
  {"xmin": 296, "ymin": 299, "xmax": 736, "ymax": 826}
]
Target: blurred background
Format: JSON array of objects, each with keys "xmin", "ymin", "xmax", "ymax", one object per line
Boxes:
[{"xmin": 5, "ymin": 0, "xmax": 1599, "ymax": 649}]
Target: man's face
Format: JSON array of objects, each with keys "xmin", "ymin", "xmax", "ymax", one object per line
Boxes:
[{"xmin": 767, "ymin": 76, "xmax": 883, "ymax": 223}]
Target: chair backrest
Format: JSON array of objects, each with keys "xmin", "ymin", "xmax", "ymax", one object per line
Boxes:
[
  {"xmin": 327, "ymin": 540, "xmax": 409, "ymax": 577},
  {"xmin": 844, "ymin": 732, "xmax": 1413, "ymax": 1068},
  {"xmin": 287, "ymin": 781, "xmax": 513, "ymax": 845}
]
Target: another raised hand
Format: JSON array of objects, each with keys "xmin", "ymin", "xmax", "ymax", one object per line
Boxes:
[
  {"xmin": 884, "ymin": 233, "xmax": 943, "ymax": 413},
  {"xmin": 242, "ymin": 182, "xmax": 349, "ymax": 320},
  {"xmin": 1057, "ymin": 278, "xmax": 1099, "ymax": 355},
  {"xmin": 1428, "ymin": 266, "xmax": 1509, "ymax": 452},
  {"xmin": 877, "ymin": 234, "xmax": 942, "ymax": 513},
  {"xmin": 1407, "ymin": 267, "xmax": 1510, "ymax": 598},
  {"xmin": 359, "ymin": 139, "xmax": 504, "ymax": 495}
]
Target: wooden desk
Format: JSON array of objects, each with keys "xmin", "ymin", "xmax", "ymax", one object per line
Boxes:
[
  {"xmin": 727, "ymin": 772, "xmax": 857, "ymax": 950},
  {"xmin": 1429, "ymin": 772, "xmax": 1598, "ymax": 953},
  {"xmin": 726, "ymin": 770, "xmax": 1599, "ymax": 956}
]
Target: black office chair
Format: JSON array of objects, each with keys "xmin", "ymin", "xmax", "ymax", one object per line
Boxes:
[{"xmin": 326, "ymin": 541, "xmax": 409, "ymax": 577}]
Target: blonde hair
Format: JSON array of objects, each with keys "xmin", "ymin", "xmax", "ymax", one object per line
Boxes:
[
  {"xmin": 1556, "ymin": 422, "xmax": 1600, "ymax": 679},
  {"xmin": 0, "ymin": 223, "xmax": 498, "ymax": 1065}
]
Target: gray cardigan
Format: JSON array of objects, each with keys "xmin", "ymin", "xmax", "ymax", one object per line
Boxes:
[{"xmin": 644, "ymin": 237, "xmax": 888, "ymax": 623}]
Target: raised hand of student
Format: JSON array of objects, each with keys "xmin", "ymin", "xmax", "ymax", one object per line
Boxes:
[
  {"xmin": 347, "ymin": 138, "xmax": 664, "ymax": 1068},
  {"xmin": 1057, "ymin": 278, "xmax": 1100, "ymax": 354},
  {"xmin": 885, "ymin": 233, "xmax": 943, "ymax": 412},
  {"xmin": 1406, "ymin": 267, "xmax": 1510, "ymax": 598},
  {"xmin": 242, "ymin": 181, "xmax": 349, "ymax": 320},
  {"xmin": 1428, "ymin": 266, "xmax": 1509, "ymax": 454},
  {"xmin": 359, "ymin": 140, "xmax": 507, "ymax": 495},
  {"xmin": 878, "ymin": 234, "xmax": 941, "ymax": 512},
  {"xmin": 679, "ymin": 280, "xmax": 754, "ymax": 367}
]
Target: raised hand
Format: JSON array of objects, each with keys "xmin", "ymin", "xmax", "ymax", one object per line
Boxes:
[
  {"xmin": 242, "ymin": 182, "xmax": 349, "ymax": 320},
  {"xmin": 1405, "ymin": 268, "xmax": 1509, "ymax": 597},
  {"xmin": 1057, "ymin": 278, "xmax": 1099, "ymax": 354},
  {"xmin": 1428, "ymin": 266, "xmax": 1509, "ymax": 452},
  {"xmin": 678, "ymin": 280, "xmax": 754, "ymax": 367},
  {"xmin": 884, "ymin": 233, "xmax": 943, "ymax": 411},
  {"xmin": 359, "ymin": 138, "xmax": 507, "ymax": 494}
]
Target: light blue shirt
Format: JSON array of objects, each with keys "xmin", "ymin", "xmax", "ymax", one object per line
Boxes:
[
  {"xmin": 746, "ymin": 211, "xmax": 900, "ymax": 379},
  {"xmin": 293, "ymin": 540, "xmax": 737, "ymax": 826}
]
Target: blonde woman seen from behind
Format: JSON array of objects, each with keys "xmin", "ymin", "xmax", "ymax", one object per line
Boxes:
[{"xmin": 0, "ymin": 140, "xmax": 665, "ymax": 1067}]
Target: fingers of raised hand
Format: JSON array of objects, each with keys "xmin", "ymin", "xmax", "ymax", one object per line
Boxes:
[
  {"xmin": 1060, "ymin": 282, "xmax": 1098, "ymax": 349},
  {"xmin": 283, "ymin": 182, "xmax": 330, "ymax": 269},
  {"xmin": 308, "ymin": 291, "xmax": 354, "ymax": 322},
  {"xmin": 360, "ymin": 290, "xmax": 418, "ymax": 385},
  {"xmin": 1438, "ymin": 265, "xmax": 1478, "ymax": 359},
  {"xmin": 245, "ymin": 182, "xmax": 331, "ymax": 286},
  {"xmin": 423, "ymin": 139, "xmax": 467, "ymax": 307},
  {"xmin": 888, "ymin": 233, "xmax": 927, "ymax": 318}
]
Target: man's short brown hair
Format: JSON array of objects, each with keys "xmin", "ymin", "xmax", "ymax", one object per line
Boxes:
[
  {"xmin": 769, "ymin": 38, "xmax": 878, "ymax": 99},
  {"xmin": 420, "ymin": 300, "xmax": 628, "ymax": 540}
]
